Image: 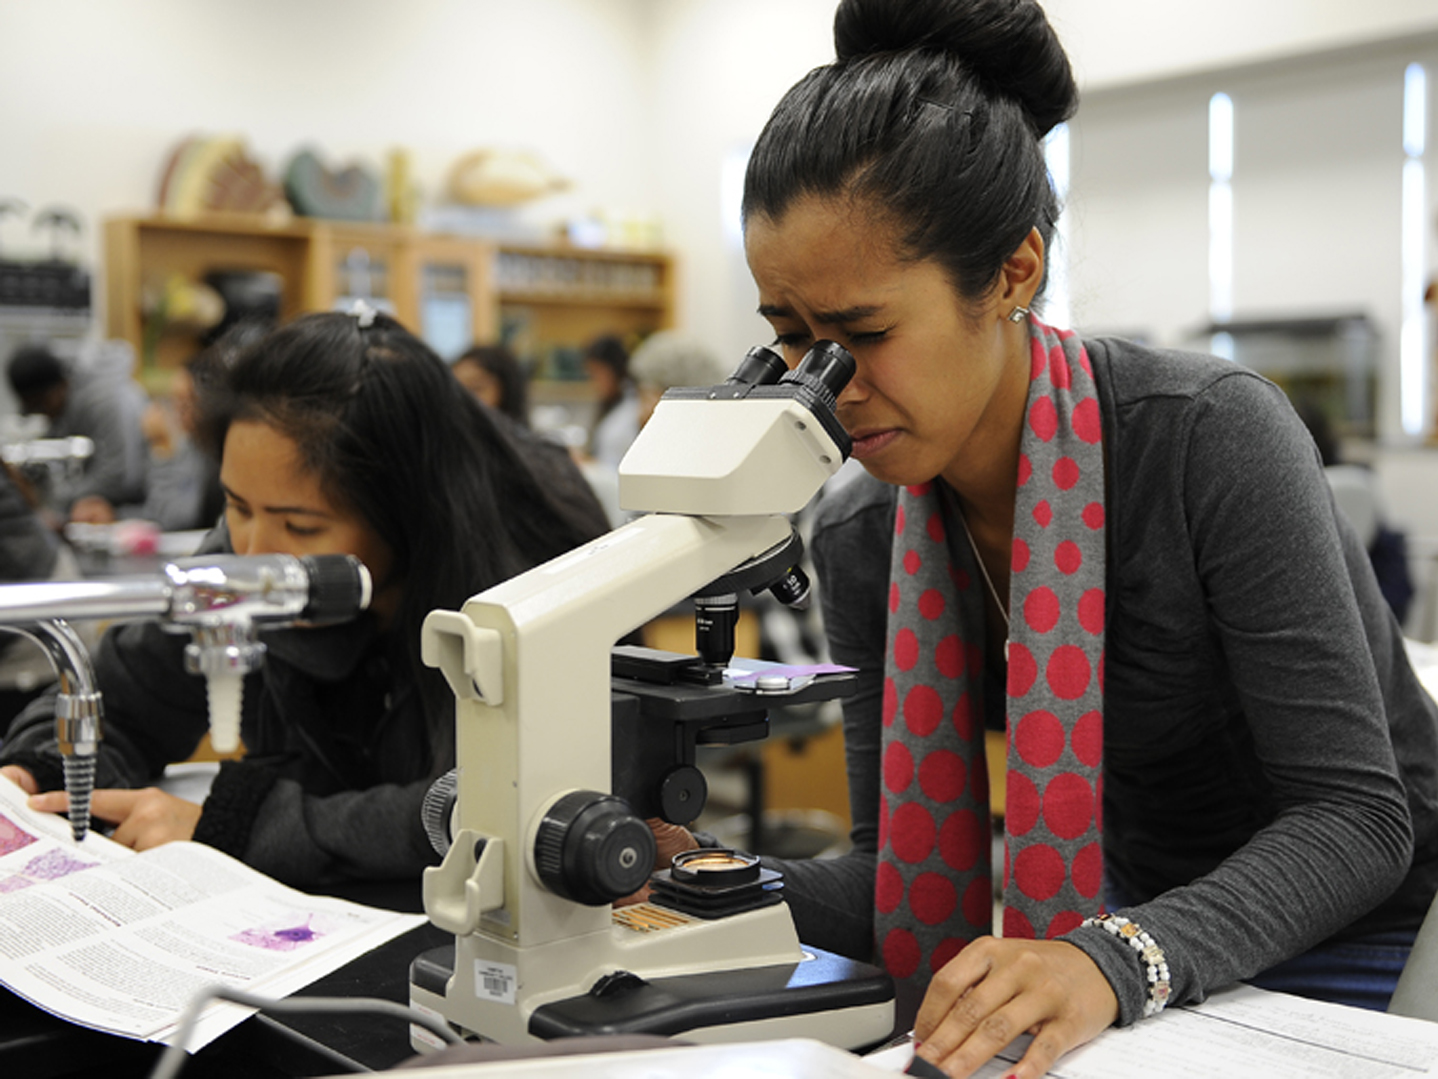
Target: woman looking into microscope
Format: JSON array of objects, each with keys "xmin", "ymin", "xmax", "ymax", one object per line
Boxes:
[
  {"xmin": 651, "ymin": 1, "xmax": 1438, "ymax": 1076},
  {"xmin": 0, "ymin": 308, "xmax": 609, "ymax": 888}
]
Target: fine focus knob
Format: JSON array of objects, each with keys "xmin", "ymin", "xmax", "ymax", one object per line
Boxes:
[
  {"xmin": 421, "ymin": 769, "xmax": 458, "ymax": 856},
  {"xmin": 533, "ymin": 790, "xmax": 657, "ymax": 906}
]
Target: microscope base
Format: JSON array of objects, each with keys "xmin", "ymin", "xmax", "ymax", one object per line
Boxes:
[{"xmin": 410, "ymin": 943, "xmax": 894, "ymax": 1050}]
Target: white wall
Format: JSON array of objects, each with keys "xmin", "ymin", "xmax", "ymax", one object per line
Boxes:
[
  {"xmin": 0, "ymin": 0, "xmax": 657, "ymax": 279},
  {"xmin": 5, "ymin": 0, "xmax": 1438, "ymax": 403},
  {"xmin": 1044, "ymin": 0, "xmax": 1438, "ymax": 91},
  {"xmin": 1067, "ymin": 42, "xmax": 1438, "ymax": 439},
  {"xmin": 651, "ymin": 1, "xmax": 1438, "ymax": 377}
]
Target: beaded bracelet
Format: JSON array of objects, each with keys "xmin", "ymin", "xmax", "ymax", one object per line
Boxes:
[{"xmin": 1081, "ymin": 913, "xmax": 1171, "ymax": 1018}]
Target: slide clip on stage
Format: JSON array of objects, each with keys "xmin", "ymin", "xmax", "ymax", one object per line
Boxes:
[{"xmin": 414, "ymin": 341, "xmax": 896, "ymax": 1049}]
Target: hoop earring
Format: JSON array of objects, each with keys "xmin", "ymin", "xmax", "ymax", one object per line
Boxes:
[{"xmin": 1007, "ymin": 305, "xmax": 1030, "ymax": 324}]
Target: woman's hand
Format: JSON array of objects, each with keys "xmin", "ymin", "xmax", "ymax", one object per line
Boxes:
[
  {"xmin": 613, "ymin": 818, "xmax": 700, "ymax": 907},
  {"xmin": 68, "ymin": 495, "xmax": 116, "ymax": 525},
  {"xmin": 913, "ymin": 936, "xmax": 1118, "ymax": 1079},
  {"xmin": 1, "ymin": 765, "xmax": 38, "ymax": 795},
  {"xmin": 27, "ymin": 787, "xmax": 202, "ymax": 850}
]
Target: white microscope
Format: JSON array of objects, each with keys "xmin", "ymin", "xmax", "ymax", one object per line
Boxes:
[{"xmin": 412, "ymin": 342, "xmax": 895, "ymax": 1048}]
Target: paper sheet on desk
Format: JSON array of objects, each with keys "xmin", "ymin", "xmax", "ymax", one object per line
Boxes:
[
  {"xmin": 0, "ymin": 776, "xmax": 425, "ymax": 1052},
  {"xmin": 1405, "ymin": 638, "xmax": 1438, "ymax": 703},
  {"xmin": 870, "ymin": 985, "xmax": 1438, "ymax": 1078}
]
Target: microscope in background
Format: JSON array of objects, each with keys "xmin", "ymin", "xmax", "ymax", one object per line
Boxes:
[
  {"xmin": 413, "ymin": 342, "xmax": 894, "ymax": 1048},
  {"xmin": 0, "ymin": 553, "xmax": 371, "ymax": 840}
]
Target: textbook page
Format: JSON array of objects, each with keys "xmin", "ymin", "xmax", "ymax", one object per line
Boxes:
[{"xmin": 0, "ymin": 776, "xmax": 425, "ymax": 1050}]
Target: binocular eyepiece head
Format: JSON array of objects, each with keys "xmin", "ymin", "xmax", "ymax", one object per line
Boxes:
[{"xmin": 726, "ymin": 340, "xmax": 856, "ymax": 413}]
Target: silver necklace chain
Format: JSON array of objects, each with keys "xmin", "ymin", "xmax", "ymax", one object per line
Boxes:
[{"xmin": 959, "ymin": 509, "xmax": 1011, "ymax": 658}]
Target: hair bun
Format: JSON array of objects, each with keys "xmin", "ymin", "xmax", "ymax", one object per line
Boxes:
[{"xmin": 833, "ymin": 0, "xmax": 1077, "ymax": 136}]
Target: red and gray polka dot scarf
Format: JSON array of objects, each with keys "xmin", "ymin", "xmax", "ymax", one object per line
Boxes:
[{"xmin": 875, "ymin": 318, "xmax": 1105, "ymax": 989}]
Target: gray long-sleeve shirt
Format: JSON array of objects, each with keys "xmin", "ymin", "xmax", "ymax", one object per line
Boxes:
[{"xmin": 769, "ymin": 337, "xmax": 1438, "ymax": 1026}]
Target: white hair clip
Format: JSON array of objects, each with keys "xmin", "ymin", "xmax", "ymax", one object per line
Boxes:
[{"xmin": 347, "ymin": 298, "xmax": 378, "ymax": 329}]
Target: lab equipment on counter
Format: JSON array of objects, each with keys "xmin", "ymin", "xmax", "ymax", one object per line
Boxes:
[
  {"xmin": 0, "ymin": 553, "xmax": 371, "ymax": 841},
  {"xmin": 414, "ymin": 341, "xmax": 895, "ymax": 1049}
]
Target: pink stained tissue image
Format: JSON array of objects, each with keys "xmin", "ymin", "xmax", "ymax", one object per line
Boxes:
[
  {"xmin": 0, "ymin": 817, "xmax": 38, "ymax": 858},
  {"xmin": 232, "ymin": 918, "xmax": 324, "ymax": 952}
]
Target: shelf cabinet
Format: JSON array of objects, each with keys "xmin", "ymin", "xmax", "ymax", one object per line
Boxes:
[{"xmin": 103, "ymin": 215, "xmax": 674, "ymax": 396}]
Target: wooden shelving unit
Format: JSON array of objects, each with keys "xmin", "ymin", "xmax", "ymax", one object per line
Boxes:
[
  {"xmin": 103, "ymin": 215, "xmax": 675, "ymax": 397},
  {"xmin": 492, "ymin": 243, "xmax": 675, "ymax": 401}
]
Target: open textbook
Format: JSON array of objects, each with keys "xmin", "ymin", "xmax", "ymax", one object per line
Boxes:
[{"xmin": 0, "ymin": 776, "xmax": 425, "ymax": 1051}]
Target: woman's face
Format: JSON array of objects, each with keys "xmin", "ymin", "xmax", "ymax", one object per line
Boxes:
[
  {"xmin": 454, "ymin": 359, "xmax": 502, "ymax": 411},
  {"xmin": 221, "ymin": 419, "xmax": 399, "ymax": 618},
  {"xmin": 745, "ymin": 194, "xmax": 1032, "ymax": 492}
]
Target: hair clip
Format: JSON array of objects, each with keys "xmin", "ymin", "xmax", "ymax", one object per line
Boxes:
[{"xmin": 347, "ymin": 298, "xmax": 378, "ymax": 329}]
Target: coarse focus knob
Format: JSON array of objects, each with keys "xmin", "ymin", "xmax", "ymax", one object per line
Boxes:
[{"xmin": 533, "ymin": 790, "xmax": 656, "ymax": 906}]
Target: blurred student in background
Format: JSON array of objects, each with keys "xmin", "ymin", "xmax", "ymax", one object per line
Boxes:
[
  {"xmin": 452, "ymin": 343, "xmax": 530, "ymax": 427},
  {"xmin": 6, "ymin": 342, "xmax": 149, "ymax": 525},
  {"xmin": 629, "ymin": 331, "xmax": 728, "ymax": 428},
  {"xmin": 582, "ymin": 333, "xmax": 639, "ymax": 469}
]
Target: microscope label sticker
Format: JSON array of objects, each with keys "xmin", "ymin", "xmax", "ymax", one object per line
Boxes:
[{"xmin": 474, "ymin": 959, "xmax": 517, "ymax": 1004}]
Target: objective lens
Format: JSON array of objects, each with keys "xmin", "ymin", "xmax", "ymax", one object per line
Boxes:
[
  {"xmin": 694, "ymin": 593, "xmax": 738, "ymax": 667},
  {"xmin": 769, "ymin": 565, "xmax": 811, "ymax": 611}
]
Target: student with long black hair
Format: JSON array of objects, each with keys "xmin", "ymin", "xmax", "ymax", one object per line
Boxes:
[{"xmin": 1, "ymin": 308, "xmax": 609, "ymax": 888}]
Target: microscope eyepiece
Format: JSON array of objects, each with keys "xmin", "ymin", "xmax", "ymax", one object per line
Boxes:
[
  {"xmin": 725, "ymin": 345, "xmax": 788, "ymax": 389},
  {"xmin": 779, "ymin": 340, "xmax": 856, "ymax": 413}
]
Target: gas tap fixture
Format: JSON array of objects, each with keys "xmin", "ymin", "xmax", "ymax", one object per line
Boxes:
[{"xmin": 0, "ymin": 553, "xmax": 371, "ymax": 841}]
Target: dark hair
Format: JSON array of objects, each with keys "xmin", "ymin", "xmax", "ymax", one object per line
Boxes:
[
  {"xmin": 584, "ymin": 334, "xmax": 630, "ymax": 381},
  {"xmin": 186, "ymin": 320, "xmax": 270, "ymax": 458},
  {"xmin": 743, "ymin": 0, "xmax": 1078, "ymax": 305},
  {"xmin": 7, "ymin": 345, "xmax": 67, "ymax": 397},
  {"xmin": 199, "ymin": 311, "xmax": 607, "ymax": 750},
  {"xmin": 583, "ymin": 333, "xmax": 632, "ymax": 431},
  {"xmin": 454, "ymin": 344, "xmax": 530, "ymax": 426}
]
